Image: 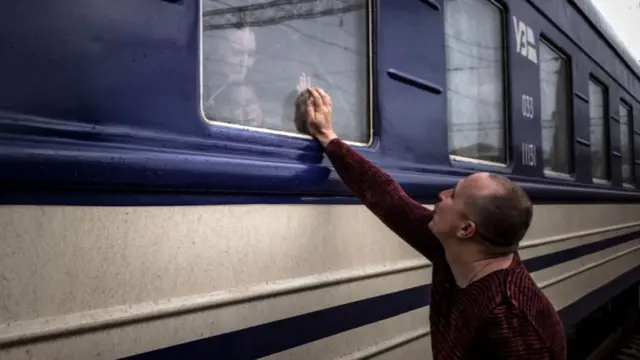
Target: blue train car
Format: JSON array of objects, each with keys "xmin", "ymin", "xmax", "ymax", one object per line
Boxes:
[{"xmin": 0, "ymin": 0, "xmax": 639, "ymax": 359}]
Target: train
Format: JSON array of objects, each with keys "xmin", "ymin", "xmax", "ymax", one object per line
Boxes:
[{"xmin": 1, "ymin": 0, "xmax": 640, "ymax": 359}]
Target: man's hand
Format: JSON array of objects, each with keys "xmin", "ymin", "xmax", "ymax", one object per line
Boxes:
[{"xmin": 295, "ymin": 87, "xmax": 337, "ymax": 147}]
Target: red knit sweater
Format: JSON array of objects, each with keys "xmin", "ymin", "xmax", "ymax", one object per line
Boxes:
[{"xmin": 324, "ymin": 138, "xmax": 567, "ymax": 359}]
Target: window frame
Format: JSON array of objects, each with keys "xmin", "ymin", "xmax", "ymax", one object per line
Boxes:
[
  {"xmin": 198, "ymin": 0, "xmax": 375, "ymax": 147},
  {"xmin": 587, "ymin": 75, "xmax": 610, "ymax": 183},
  {"xmin": 538, "ymin": 36, "xmax": 574, "ymax": 178},
  {"xmin": 444, "ymin": 0, "xmax": 511, "ymax": 168}
]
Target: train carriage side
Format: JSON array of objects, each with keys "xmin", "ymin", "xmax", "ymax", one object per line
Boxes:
[{"xmin": 0, "ymin": 0, "xmax": 640, "ymax": 359}]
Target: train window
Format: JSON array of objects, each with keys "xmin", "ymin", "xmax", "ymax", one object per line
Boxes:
[
  {"xmin": 620, "ymin": 101, "xmax": 634, "ymax": 185},
  {"xmin": 539, "ymin": 40, "xmax": 572, "ymax": 174},
  {"xmin": 201, "ymin": 0, "xmax": 370, "ymax": 143},
  {"xmin": 444, "ymin": 0, "xmax": 506, "ymax": 164},
  {"xmin": 636, "ymin": 131, "xmax": 640, "ymax": 184},
  {"xmin": 588, "ymin": 78, "xmax": 609, "ymax": 181}
]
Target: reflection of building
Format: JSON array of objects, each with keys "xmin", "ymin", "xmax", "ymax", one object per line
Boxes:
[
  {"xmin": 591, "ymin": 149, "xmax": 608, "ymax": 178},
  {"xmin": 547, "ymin": 110, "xmax": 571, "ymax": 173},
  {"xmin": 453, "ymin": 142, "xmax": 503, "ymax": 163},
  {"xmin": 203, "ymin": 0, "xmax": 366, "ymax": 30}
]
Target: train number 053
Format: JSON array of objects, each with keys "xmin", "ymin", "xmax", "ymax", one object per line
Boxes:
[{"xmin": 522, "ymin": 95, "xmax": 534, "ymax": 119}]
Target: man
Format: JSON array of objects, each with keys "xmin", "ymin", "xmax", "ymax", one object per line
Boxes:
[{"xmin": 297, "ymin": 88, "xmax": 567, "ymax": 359}]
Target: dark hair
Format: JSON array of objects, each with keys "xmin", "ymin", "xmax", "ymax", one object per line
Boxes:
[{"xmin": 464, "ymin": 173, "xmax": 533, "ymax": 253}]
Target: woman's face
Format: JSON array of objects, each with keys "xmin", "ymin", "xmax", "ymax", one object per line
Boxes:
[{"xmin": 215, "ymin": 27, "xmax": 256, "ymax": 83}]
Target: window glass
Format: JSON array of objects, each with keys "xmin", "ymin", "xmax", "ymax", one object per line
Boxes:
[
  {"xmin": 588, "ymin": 79, "xmax": 609, "ymax": 180},
  {"xmin": 202, "ymin": 0, "xmax": 370, "ymax": 143},
  {"xmin": 444, "ymin": 0, "xmax": 506, "ymax": 163},
  {"xmin": 539, "ymin": 41, "xmax": 572, "ymax": 174},
  {"xmin": 636, "ymin": 133, "xmax": 640, "ymax": 182},
  {"xmin": 620, "ymin": 102, "xmax": 633, "ymax": 184}
]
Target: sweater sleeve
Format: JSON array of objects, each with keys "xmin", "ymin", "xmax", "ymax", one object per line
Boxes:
[
  {"xmin": 480, "ymin": 305, "xmax": 557, "ymax": 360},
  {"xmin": 323, "ymin": 138, "xmax": 444, "ymax": 263}
]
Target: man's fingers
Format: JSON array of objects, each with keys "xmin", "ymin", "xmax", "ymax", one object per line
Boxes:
[
  {"xmin": 316, "ymin": 88, "xmax": 332, "ymax": 107},
  {"xmin": 308, "ymin": 88, "xmax": 325, "ymax": 108},
  {"xmin": 306, "ymin": 94, "xmax": 316, "ymax": 119}
]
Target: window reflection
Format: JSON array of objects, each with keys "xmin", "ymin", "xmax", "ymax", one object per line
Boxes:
[
  {"xmin": 444, "ymin": 0, "xmax": 506, "ymax": 164},
  {"xmin": 636, "ymin": 133, "xmax": 640, "ymax": 183},
  {"xmin": 202, "ymin": 0, "xmax": 370, "ymax": 143},
  {"xmin": 588, "ymin": 79, "xmax": 609, "ymax": 180},
  {"xmin": 620, "ymin": 102, "xmax": 633, "ymax": 185},
  {"xmin": 539, "ymin": 41, "xmax": 572, "ymax": 174}
]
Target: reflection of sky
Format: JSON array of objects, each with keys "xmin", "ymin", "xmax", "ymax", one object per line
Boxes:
[
  {"xmin": 590, "ymin": 0, "xmax": 640, "ymax": 60},
  {"xmin": 590, "ymin": 0, "xmax": 638, "ymax": 181},
  {"xmin": 248, "ymin": 12, "xmax": 366, "ymax": 135},
  {"xmin": 620, "ymin": 103, "xmax": 633, "ymax": 182},
  {"xmin": 539, "ymin": 43, "xmax": 567, "ymax": 164},
  {"xmin": 589, "ymin": 80, "xmax": 608, "ymax": 178},
  {"xmin": 445, "ymin": 0, "xmax": 504, "ymax": 154},
  {"xmin": 588, "ymin": 81, "xmax": 604, "ymax": 150}
]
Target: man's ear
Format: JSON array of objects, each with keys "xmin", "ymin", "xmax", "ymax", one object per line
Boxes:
[{"xmin": 457, "ymin": 221, "xmax": 476, "ymax": 239}]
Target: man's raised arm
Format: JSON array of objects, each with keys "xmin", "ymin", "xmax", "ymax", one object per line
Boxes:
[{"xmin": 299, "ymin": 88, "xmax": 443, "ymax": 263}]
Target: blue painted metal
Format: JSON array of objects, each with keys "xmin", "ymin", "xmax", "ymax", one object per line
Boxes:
[{"xmin": 0, "ymin": 0, "xmax": 639, "ymax": 205}]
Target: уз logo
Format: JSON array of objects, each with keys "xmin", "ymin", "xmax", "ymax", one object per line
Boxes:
[{"xmin": 513, "ymin": 16, "xmax": 538, "ymax": 64}]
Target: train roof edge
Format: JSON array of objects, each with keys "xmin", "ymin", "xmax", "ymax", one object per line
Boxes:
[{"xmin": 576, "ymin": 0, "xmax": 640, "ymax": 79}]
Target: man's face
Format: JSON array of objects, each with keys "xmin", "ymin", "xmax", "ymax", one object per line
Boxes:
[{"xmin": 429, "ymin": 173, "xmax": 494, "ymax": 242}]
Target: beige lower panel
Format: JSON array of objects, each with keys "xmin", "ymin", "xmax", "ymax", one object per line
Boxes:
[
  {"xmin": 3, "ymin": 203, "xmax": 640, "ymax": 360},
  {"xmin": 523, "ymin": 204, "xmax": 640, "ymax": 240},
  {"xmin": 0, "ymin": 205, "xmax": 421, "ymax": 323},
  {"xmin": 542, "ymin": 246, "xmax": 640, "ymax": 310},
  {"xmin": 293, "ymin": 244, "xmax": 640, "ymax": 360},
  {"xmin": 3, "ymin": 249, "xmax": 637, "ymax": 360},
  {"xmin": 0, "ymin": 266, "xmax": 431, "ymax": 360},
  {"xmin": 262, "ymin": 307, "xmax": 430, "ymax": 360},
  {"xmin": 519, "ymin": 226, "xmax": 640, "ymax": 260},
  {"xmin": 530, "ymin": 239, "xmax": 640, "ymax": 285},
  {"xmin": 338, "ymin": 328, "xmax": 431, "ymax": 360},
  {"xmin": 3, "ymin": 204, "xmax": 640, "ymax": 324}
]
